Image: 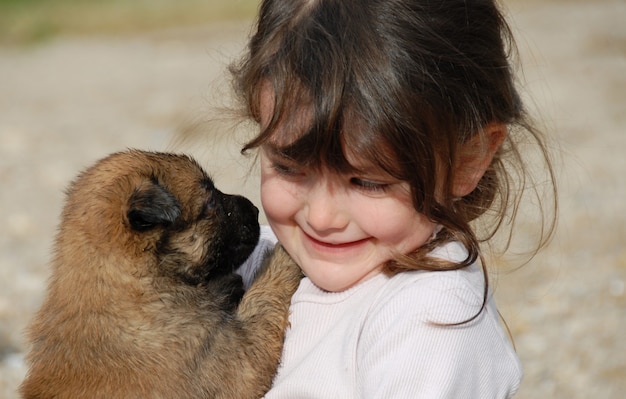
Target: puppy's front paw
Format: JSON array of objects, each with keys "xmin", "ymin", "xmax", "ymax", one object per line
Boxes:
[
  {"xmin": 237, "ymin": 244, "xmax": 302, "ymax": 319},
  {"xmin": 265, "ymin": 245, "xmax": 303, "ymax": 294}
]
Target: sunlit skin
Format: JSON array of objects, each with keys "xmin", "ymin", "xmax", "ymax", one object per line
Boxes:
[
  {"xmin": 260, "ymin": 144, "xmax": 438, "ymax": 292},
  {"xmin": 257, "ymin": 84, "xmax": 505, "ymax": 292}
]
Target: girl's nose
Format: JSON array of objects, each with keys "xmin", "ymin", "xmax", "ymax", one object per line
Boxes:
[{"xmin": 303, "ymin": 180, "xmax": 349, "ymax": 233}]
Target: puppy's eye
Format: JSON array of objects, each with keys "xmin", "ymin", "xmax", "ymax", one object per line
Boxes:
[
  {"xmin": 201, "ymin": 178, "xmax": 216, "ymax": 191},
  {"xmin": 199, "ymin": 178, "xmax": 218, "ymax": 212},
  {"xmin": 196, "ymin": 191, "xmax": 215, "ymax": 220},
  {"xmin": 204, "ymin": 192, "xmax": 216, "ymax": 211}
]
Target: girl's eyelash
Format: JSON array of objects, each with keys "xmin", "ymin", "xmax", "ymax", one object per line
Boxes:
[
  {"xmin": 350, "ymin": 178, "xmax": 390, "ymax": 193},
  {"xmin": 269, "ymin": 156, "xmax": 391, "ymax": 193},
  {"xmin": 272, "ymin": 162, "xmax": 302, "ymax": 177}
]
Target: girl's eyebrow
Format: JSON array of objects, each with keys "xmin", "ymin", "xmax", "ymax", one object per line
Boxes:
[
  {"xmin": 343, "ymin": 154, "xmax": 381, "ymax": 175},
  {"xmin": 261, "ymin": 143, "xmax": 281, "ymax": 156},
  {"xmin": 261, "ymin": 143, "xmax": 293, "ymax": 162}
]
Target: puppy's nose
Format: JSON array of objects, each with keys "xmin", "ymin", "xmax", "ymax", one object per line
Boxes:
[{"xmin": 231, "ymin": 195, "xmax": 259, "ymax": 218}]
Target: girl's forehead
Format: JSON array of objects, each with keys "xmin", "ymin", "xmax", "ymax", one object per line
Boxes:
[
  {"xmin": 258, "ymin": 82, "xmax": 313, "ymax": 141},
  {"xmin": 258, "ymin": 82, "xmax": 275, "ymax": 128},
  {"xmin": 256, "ymin": 81, "xmax": 402, "ymax": 179}
]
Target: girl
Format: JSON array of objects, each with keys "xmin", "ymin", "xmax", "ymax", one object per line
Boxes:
[{"xmin": 232, "ymin": 0, "xmax": 557, "ymax": 397}]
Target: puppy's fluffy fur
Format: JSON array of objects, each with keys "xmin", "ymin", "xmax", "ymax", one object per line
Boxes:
[{"xmin": 20, "ymin": 150, "xmax": 302, "ymax": 399}]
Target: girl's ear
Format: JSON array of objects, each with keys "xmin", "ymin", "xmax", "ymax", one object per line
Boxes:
[{"xmin": 452, "ymin": 123, "xmax": 507, "ymax": 198}]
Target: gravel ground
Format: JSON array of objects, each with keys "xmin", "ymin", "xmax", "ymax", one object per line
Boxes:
[{"xmin": 1, "ymin": 1, "xmax": 624, "ymax": 398}]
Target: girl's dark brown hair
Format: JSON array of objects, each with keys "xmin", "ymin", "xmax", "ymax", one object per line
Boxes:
[{"xmin": 230, "ymin": 0, "xmax": 557, "ymax": 309}]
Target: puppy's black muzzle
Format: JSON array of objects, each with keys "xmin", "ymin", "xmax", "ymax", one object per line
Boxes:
[{"xmin": 212, "ymin": 190, "xmax": 260, "ymax": 272}]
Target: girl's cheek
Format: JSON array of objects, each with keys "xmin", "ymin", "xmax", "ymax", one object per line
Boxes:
[
  {"xmin": 260, "ymin": 175, "xmax": 280, "ymax": 218},
  {"xmin": 364, "ymin": 195, "xmax": 436, "ymax": 250},
  {"xmin": 260, "ymin": 172, "xmax": 299, "ymax": 222}
]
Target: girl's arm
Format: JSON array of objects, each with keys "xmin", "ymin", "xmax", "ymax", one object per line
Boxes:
[{"xmin": 235, "ymin": 225, "xmax": 278, "ymax": 289}]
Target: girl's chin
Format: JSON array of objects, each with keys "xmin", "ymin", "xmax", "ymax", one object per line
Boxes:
[{"xmin": 303, "ymin": 261, "xmax": 384, "ymax": 293}]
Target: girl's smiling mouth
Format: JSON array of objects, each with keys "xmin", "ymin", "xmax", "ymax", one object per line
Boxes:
[{"xmin": 301, "ymin": 230, "xmax": 371, "ymax": 251}]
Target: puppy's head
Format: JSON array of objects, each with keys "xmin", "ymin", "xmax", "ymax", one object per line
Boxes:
[{"xmin": 61, "ymin": 150, "xmax": 259, "ymax": 285}]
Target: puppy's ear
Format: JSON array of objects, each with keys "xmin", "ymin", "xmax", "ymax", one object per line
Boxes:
[{"xmin": 127, "ymin": 181, "xmax": 181, "ymax": 231}]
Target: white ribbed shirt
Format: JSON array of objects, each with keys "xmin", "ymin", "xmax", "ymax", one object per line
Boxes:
[{"xmin": 237, "ymin": 226, "xmax": 522, "ymax": 398}]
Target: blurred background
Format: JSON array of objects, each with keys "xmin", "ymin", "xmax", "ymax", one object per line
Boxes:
[{"xmin": 1, "ymin": 0, "xmax": 624, "ymax": 397}]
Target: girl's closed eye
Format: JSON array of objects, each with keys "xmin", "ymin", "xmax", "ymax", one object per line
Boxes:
[
  {"xmin": 271, "ymin": 161, "xmax": 305, "ymax": 179},
  {"xmin": 261, "ymin": 147, "xmax": 304, "ymax": 179},
  {"xmin": 349, "ymin": 177, "xmax": 391, "ymax": 193}
]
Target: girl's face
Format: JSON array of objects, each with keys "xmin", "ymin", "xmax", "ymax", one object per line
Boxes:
[
  {"xmin": 257, "ymin": 86, "xmax": 437, "ymax": 292},
  {"xmin": 260, "ymin": 145, "xmax": 437, "ymax": 292}
]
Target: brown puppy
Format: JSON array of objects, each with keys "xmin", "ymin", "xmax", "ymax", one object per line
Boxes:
[{"xmin": 19, "ymin": 150, "xmax": 302, "ymax": 399}]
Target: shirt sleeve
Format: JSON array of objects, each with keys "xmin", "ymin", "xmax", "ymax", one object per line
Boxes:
[
  {"xmin": 357, "ymin": 271, "xmax": 522, "ymax": 399},
  {"xmin": 235, "ymin": 225, "xmax": 278, "ymax": 289}
]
